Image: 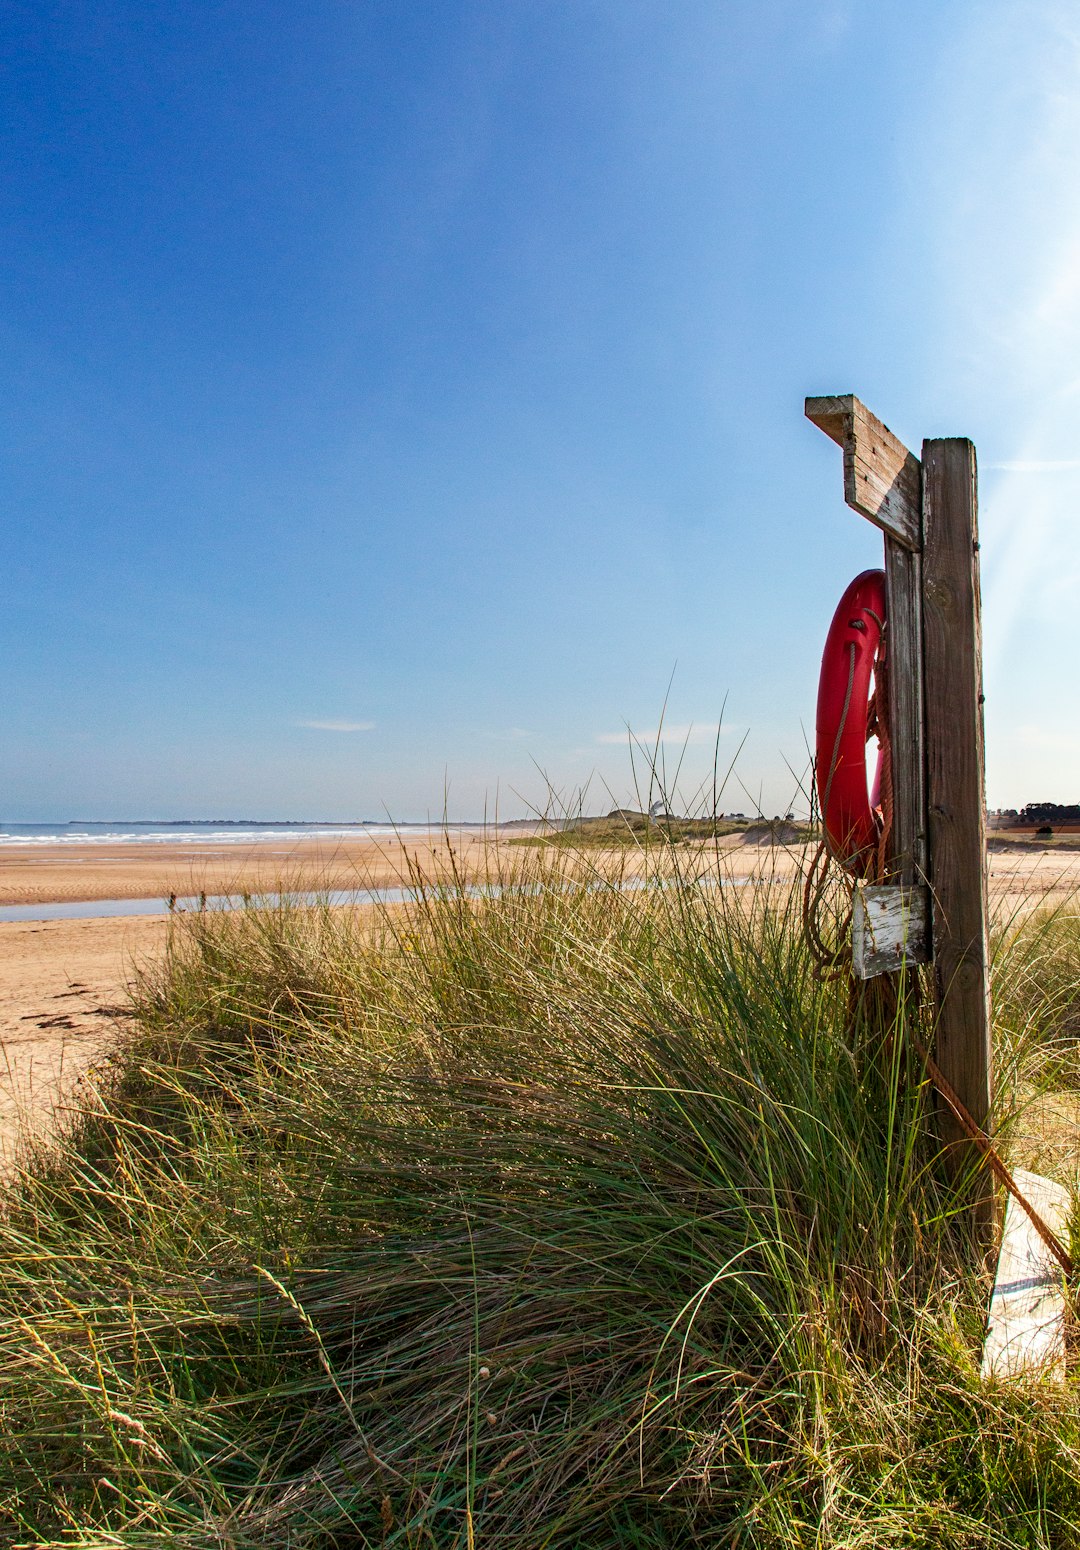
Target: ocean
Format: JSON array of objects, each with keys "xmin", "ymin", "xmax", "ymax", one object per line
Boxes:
[{"xmin": 0, "ymin": 821, "xmax": 455, "ymax": 847}]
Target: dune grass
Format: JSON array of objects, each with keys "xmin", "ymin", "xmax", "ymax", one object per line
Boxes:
[
  {"xmin": 1, "ymin": 840, "xmax": 1080, "ymax": 1545},
  {"xmin": 509, "ymin": 813, "xmax": 816, "ymax": 849},
  {"xmin": 509, "ymin": 813, "xmax": 759, "ymax": 847}
]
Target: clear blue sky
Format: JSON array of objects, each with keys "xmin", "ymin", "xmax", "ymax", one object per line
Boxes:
[{"xmin": 3, "ymin": 1, "xmax": 1078, "ymax": 821}]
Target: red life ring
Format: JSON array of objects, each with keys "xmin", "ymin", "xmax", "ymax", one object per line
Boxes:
[{"xmin": 815, "ymin": 569, "xmax": 886, "ymax": 876}]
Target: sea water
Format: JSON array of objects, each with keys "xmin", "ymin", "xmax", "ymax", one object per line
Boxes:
[{"xmin": 0, "ymin": 820, "xmax": 465, "ymax": 847}]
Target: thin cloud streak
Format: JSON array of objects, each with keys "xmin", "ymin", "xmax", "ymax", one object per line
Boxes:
[{"xmin": 297, "ymin": 719, "xmax": 376, "ymax": 733}]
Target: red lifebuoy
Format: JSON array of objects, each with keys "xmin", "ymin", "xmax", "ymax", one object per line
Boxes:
[{"xmin": 815, "ymin": 569, "xmax": 886, "ymax": 876}]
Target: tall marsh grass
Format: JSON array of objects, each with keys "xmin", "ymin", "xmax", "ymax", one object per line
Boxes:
[{"xmin": 2, "ymin": 838, "xmax": 1080, "ymax": 1545}]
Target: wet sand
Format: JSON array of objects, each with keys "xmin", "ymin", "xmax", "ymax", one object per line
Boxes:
[{"xmin": 0, "ymin": 828, "xmax": 513, "ymax": 909}]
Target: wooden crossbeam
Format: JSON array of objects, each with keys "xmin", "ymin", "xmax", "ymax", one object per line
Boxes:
[{"xmin": 805, "ymin": 394, "xmax": 922, "ymax": 552}]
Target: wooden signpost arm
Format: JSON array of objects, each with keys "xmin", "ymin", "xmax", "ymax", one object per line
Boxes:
[{"xmin": 805, "ymin": 394, "xmax": 922, "ymax": 552}]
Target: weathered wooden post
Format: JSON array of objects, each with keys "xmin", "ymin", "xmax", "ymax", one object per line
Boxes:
[
  {"xmin": 921, "ymin": 439, "xmax": 993, "ymax": 1220},
  {"xmin": 805, "ymin": 396, "xmax": 995, "ymax": 1239}
]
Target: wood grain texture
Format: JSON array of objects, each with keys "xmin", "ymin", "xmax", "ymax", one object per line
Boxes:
[
  {"xmin": 884, "ymin": 536, "xmax": 928, "ymax": 895},
  {"xmin": 922, "ymin": 438, "xmax": 993, "ymax": 1223},
  {"xmin": 804, "ymin": 393, "xmax": 851, "ymax": 448},
  {"xmin": 805, "ymin": 394, "xmax": 921, "ymax": 550}
]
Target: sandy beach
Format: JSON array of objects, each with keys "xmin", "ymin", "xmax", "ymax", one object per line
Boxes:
[
  {"xmin": 3, "ymin": 831, "xmax": 1080, "ymax": 1164},
  {"xmin": 0, "ymin": 914, "xmax": 167, "ymax": 1165}
]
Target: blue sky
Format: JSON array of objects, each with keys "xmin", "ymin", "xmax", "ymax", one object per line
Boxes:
[{"xmin": 3, "ymin": 0, "xmax": 1078, "ymax": 821}]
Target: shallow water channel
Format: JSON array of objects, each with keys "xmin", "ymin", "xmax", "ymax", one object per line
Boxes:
[{"xmin": 0, "ymin": 875, "xmax": 754, "ymax": 925}]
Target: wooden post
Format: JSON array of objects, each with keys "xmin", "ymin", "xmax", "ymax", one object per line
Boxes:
[
  {"xmin": 883, "ymin": 539, "xmax": 927, "ymax": 888},
  {"xmin": 922, "ymin": 438, "xmax": 994, "ymax": 1230}
]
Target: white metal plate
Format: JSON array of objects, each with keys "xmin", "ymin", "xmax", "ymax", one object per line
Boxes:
[{"xmin": 851, "ymin": 883, "xmax": 930, "ymax": 979}]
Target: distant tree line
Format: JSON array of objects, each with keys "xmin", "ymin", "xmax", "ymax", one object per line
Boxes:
[{"xmin": 1017, "ymin": 803, "xmax": 1080, "ymax": 825}]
